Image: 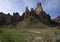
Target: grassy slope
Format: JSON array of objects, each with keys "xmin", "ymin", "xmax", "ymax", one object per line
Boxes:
[
  {"xmin": 0, "ymin": 20, "xmax": 60, "ymax": 42},
  {"xmin": 16, "ymin": 20, "xmax": 49, "ymax": 29},
  {"xmin": 0, "ymin": 28, "xmax": 60, "ymax": 42},
  {"xmin": 0, "ymin": 29, "xmax": 32, "ymax": 42},
  {"xmin": 16, "ymin": 20, "xmax": 60, "ymax": 29}
]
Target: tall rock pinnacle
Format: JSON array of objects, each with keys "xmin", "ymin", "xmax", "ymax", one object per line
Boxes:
[
  {"xmin": 35, "ymin": 2, "xmax": 43, "ymax": 15},
  {"xmin": 24, "ymin": 7, "xmax": 30, "ymax": 19}
]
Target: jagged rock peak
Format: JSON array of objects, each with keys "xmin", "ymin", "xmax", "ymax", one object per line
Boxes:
[
  {"xmin": 35, "ymin": 2, "xmax": 43, "ymax": 15},
  {"xmin": 25, "ymin": 7, "xmax": 29, "ymax": 12}
]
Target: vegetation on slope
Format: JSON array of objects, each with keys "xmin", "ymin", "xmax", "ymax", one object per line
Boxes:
[
  {"xmin": 0, "ymin": 28, "xmax": 60, "ymax": 42},
  {"xmin": 0, "ymin": 18, "xmax": 60, "ymax": 42},
  {"xmin": 0, "ymin": 29, "xmax": 31, "ymax": 42}
]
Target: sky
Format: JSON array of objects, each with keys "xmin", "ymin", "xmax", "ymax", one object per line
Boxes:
[{"xmin": 0, "ymin": 0, "xmax": 60, "ymax": 19}]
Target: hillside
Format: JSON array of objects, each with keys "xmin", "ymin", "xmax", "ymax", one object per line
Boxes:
[
  {"xmin": 0, "ymin": 16, "xmax": 60, "ymax": 42},
  {"xmin": 15, "ymin": 17, "xmax": 48, "ymax": 29},
  {"xmin": 0, "ymin": 14, "xmax": 60, "ymax": 42}
]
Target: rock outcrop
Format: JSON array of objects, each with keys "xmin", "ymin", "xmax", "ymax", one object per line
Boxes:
[
  {"xmin": 23, "ymin": 2, "xmax": 53, "ymax": 26},
  {"xmin": 0, "ymin": 12, "xmax": 23, "ymax": 26},
  {"xmin": 24, "ymin": 7, "xmax": 30, "ymax": 19},
  {"xmin": 54, "ymin": 16, "xmax": 60, "ymax": 23},
  {"xmin": 35, "ymin": 2, "xmax": 43, "ymax": 15},
  {"xmin": 0, "ymin": 2, "xmax": 59, "ymax": 27}
]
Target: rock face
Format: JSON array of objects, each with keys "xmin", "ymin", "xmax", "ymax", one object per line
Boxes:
[
  {"xmin": 35, "ymin": 2, "xmax": 43, "ymax": 15},
  {"xmin": 23, "ymin": 2, "xmax": 44, "ymax": 19},
  {"xmin": 0, "ymin": 12, "xmax": 23, "ymax": 26},
  {"xmin": 24, "ymin": 7, "xmax": 30, "ymax": 19},
  {"xmin": 54, "ymin": 16, "xmax": 60, "ymax": 23},
  {"xmin": 23, "ymin": 2, "xmax": 52, "ymax": 26},
  {"xmin": 5, "ymin": 13, "xmax": 12, "ymax": 25}
]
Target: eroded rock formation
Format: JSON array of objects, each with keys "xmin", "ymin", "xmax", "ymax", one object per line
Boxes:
[
  {"xmin": 35, "ymin": 2, "xmax": 43, "ymax": 15},
  {"xmin": 0, "ymin": 2, "xmax": 59, "ymax": 27}
]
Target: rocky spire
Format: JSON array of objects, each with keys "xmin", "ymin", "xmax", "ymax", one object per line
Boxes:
[
  {"xmin": 30, "ymin": 8, "xmax": 35, "ymax": 14},
  {"xmin": 24, "ymin": 7, "xmax": 30, "ymax": 19},
  {"xmin": 35, "ymin": 2, "xmax": 43, "ymax": 15}
]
